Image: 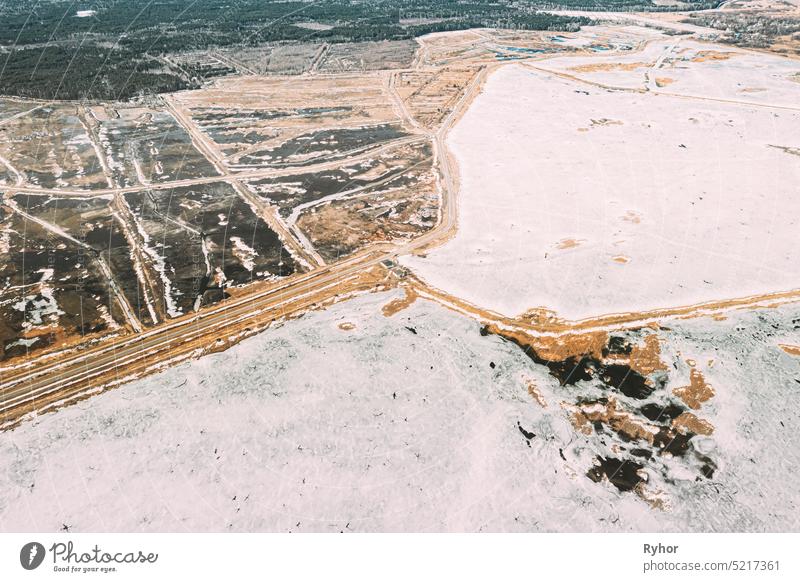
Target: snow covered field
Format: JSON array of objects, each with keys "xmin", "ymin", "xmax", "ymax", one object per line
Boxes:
[
  {"xmin": 541, "ymin": 39, "xmax": 800, "ymax": 106},
  {"xmin": 1, "ymin": 290, "xmax": 798, "ymax": 532},
  {"xmin": 404, "ymin": 52, "xmax": 800, "ymax": 320}
]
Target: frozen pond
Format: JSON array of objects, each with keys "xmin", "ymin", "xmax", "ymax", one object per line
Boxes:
[{"xmin": 404, "ymin": 55, "xmax": 800, "ymax": 320}]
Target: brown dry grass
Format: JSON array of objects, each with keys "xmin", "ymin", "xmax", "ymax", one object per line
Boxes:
[
  {"xmin": 691, "ymin": 50, "xmax": 737, "ymax": 62},
  {"xmin": 628, "ymin": 334, "xmax": 667, "ymax": 375},
  {"xmin": 395, "ymin": 66, "xmax": 482, "ymax": 130},
  {"xmin": 172, "ymin": 73, "xmax": 402, "ymax": 161},
  {"xmin": 635, "ymin": 482, "xmax": 670, "ymax": 511},
  {"xmin": 673, "ymin": 368, "xmax": 715, "ymax": 409},
  {"xmin": 296, "ymin": 172, "xmax": 437, "ymax": 263},
  {"xmin": 569, "ymin": 61, "xmax": 651, "ymax": 73},
  {"xmin": 565, "ymin": 398, "xmax": 656, "ymax": 443},
  {"xmin": 555, "ymin": 238, "xmax": 585, "ymax": 250},
  {"xmin": 672, "ymin": 411, "xmax": 714, "ymax": 436},
  {"xmin": 411, "ymin": 272, "xmax": 800, "ymax": 345},
  {"xmin": 382, "ymin": 286, "xmax": 418, "ymax": 317},
  {"xmin": 779, "ymin": 344, "xmax": 800, "ymax": 356},
  {"xmin": 622, "ymin": 210, "xmax": 642, "ymax": 224},
  {"xmin": 526, "ymin": 378, "xmax": 547, "ymax": 408},
  {"xmin": 485, "ymin": 325, "xmax": 608, "ymax": 362}
]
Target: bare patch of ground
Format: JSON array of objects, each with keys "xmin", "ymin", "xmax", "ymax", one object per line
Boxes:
[
  {"xmin": 691, "ymin": 50, "xmax": 737, "ymax": 62},
  {"xmin": 526, "ymin": 378, "xmax": 548, "ymax": 408},
  {"xmin": 173, "ymin": 74, "xmax": 408, "ymax": 171},
  {"xmin": 673, "ymin": 411, "xmax": 714, "ymax": 436},
  {"xmin": 555, "ymin": 238, "xmax": 586, "ymax": 250},
  {"xmin": 0, "ymin": 205, "xmax": 128, "ymax": 361},
  {"xmin": 673, "ymin": 369, "xmax": 715, "ymax": 409},
  {"xmin": 295, "ymin": 157, "xmax": 438, "ymax": 262},
  {"xmin": 779, "ymin": 343, "xmax": 800, "ymax": 356},
  {"xmin": 394, "ymin": 66, "xmax": 483, "ymax": 131},
  {"xmin": 382, "ymin": 286, "xmax": 418, "ymax": 317},
  {"xmin": 0, "ymin": 104, "xmax": 109, "ymax": 190},
  {"xmin": 318, "ymin": 41, "xmax": 417, "ymax": 73},
  {"xmin": 569, "ymin": 61, "xmax": 651, "ymax": 73}
]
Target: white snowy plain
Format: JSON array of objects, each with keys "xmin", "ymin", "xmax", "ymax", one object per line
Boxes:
[
  {"xmin": 403, "ymin": 53, "xmax": 800, "ymax": 320},
  {"xmin": 1, "ymin": 290, "xmax": 798, "ymax": 532}
]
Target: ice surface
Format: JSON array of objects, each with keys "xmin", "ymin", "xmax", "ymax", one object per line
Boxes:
[{"xmin": 1, "ymin": 290, "xmax": 798, "ymax": 532}]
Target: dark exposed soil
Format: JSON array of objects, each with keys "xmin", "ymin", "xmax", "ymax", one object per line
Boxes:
[
  {"xmin": 124, "ymin": 182, "xmax": 299, "ymax": 315},
  {"xmin": 238, "ymin": 124, "xmax": 408, "ymax": 168},
  {"xmin": 587, "ymin": 456, "xmax": 644, "ymax": 492},
  {"xmin": 246, "ymin": 141, "xmax": 431, "ymax": 219},
  {"xmin": 482, "ymin": 325, "xmax": 654, "ymax": 399},
  {"xmin": 0, "ymin": 210, "xmax": 121, "ymax": 360},
  {"xmin": 480, "ymin": 325, "xmax": 716, "ymax": 495}
]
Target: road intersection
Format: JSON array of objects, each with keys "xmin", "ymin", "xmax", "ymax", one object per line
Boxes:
[{"xmin": 0, "ymin": 65, "xmax": 489, "ymax": 427}]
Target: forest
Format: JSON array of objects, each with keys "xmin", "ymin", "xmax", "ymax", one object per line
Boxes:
[{"xmin": 0, "ymin": 0, "xmax": 718, "ymax": 100}]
